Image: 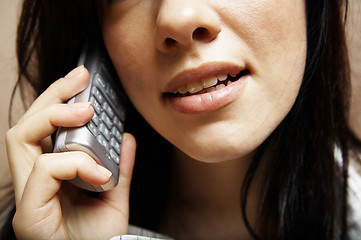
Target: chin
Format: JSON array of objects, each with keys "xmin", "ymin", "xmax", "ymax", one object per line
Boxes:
[{"xmin": 176, "ymin": 139, "xmax": 259, "ymax": 164}]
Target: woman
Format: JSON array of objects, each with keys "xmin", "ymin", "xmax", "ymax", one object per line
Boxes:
[{"xmin": 4, "ymin": 0, "xmax": 361, "ymax": 239}]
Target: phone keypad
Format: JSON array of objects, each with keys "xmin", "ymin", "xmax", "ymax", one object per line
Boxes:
[
  {"xmin": 86, "ymin": 73, "xmax": 125, "ymax": 165},
  {"xmin": 90, "ymin": 96, "xmax": 102, "ymax": 114}
]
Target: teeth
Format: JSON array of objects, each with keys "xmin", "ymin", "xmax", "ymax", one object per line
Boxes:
[
  {"xmin": 178, "ymin": 85, "xmax": 188, "ymax": 94},
  {"xmin": 175, "ymin": 72, "xmax": 240, "ymax": 95},
  {"xmin": 215, "ymin": 84, "xmax": 226, "ymax": 90},
  {"xmin": 207, "ymin": 86, "xmax": 216, "ymax": 93},
  {"xmin": 186, "ymin": 81, "xmax": 203, "ymax": 94},
  {"xmin": 202, "ymin": 76, "xmax": 218, "ymax": 88},
  {"xmin": 229, "ymin": 73, "xmax": 237, "ymax": 78},
  {"xmin": 216, "ymin": 74, "xmax": 228, "ymax": 81}
]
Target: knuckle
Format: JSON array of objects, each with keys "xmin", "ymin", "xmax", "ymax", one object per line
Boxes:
[
  {"xmin": 76, "ymin": 151, "xmax": 96, "ymax": 166},
  {"xmin": 12, "ymin": 212, "xmax": 20, "ymax": 231},
  {"xmin": 12, "ymin": 211, "xmax": 31, "ymax": 239},
  {"xmin": 46, "ymin": 79, "xmax": 67, "ymax": 101},
  {"xmin": 47, "ymin": 78, "xmax": 63, "ymax": 93},
  {"xmin": 5, "ymin": 127, "xmax": 16, "ymax": 143},
  {"xmin": 46, "ymin": 104, "xmax": 58, "ymax": 115},
  {"xmin": 5, "ymin": 126, "xmax": 23, "ymax": 146},
  {"xmin": 12, "ymin": 211, "xmax": 25, "ymax": 235},
  {"xmin": 72, "ymin": 151, "xmax": 98, "ymax": 171},
  {"xmin": 34, "ymin": 154, "xmax": 50, "ymax": 172}
]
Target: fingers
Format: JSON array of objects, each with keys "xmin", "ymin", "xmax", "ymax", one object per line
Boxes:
[
  {"xmin": 13, "ymin": 151, "xmax": 112, "ymax": 239},
  {"xmin": 19, "ymin": 151, "xmax": 112, "ymax": 209},
  {"xmin": 101, "ymin": 133, "xmax": 136, "ymax": 206},
  {"xmin": 6, "ymin": 65, "xmax": 94, "ymax": 204},
  {"xmin": 8, "ymin": 65, "xmax": 92, "ymax": 145},
  {"xmin": 6, "ymin": 102, "xmax": 94, "ymax": 201},
  {"xmin": 119, "ymin": 133, "xmax": 137, "ymax": 180},
  {"xmin": 14, "ymin": 102, "xmax": 94, "ymax": 145},
  {"xmin": 15, "ymin": 134, "xmax": 136, "ymax": 230},
  {"xmin": 20, "ymin": 65, "xmax": 90, "ymax": 121}
]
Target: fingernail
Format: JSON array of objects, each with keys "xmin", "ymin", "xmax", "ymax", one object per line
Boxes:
[
  {"xmin": 69, "ymin": 102, "xmax": 92, "ymax": 109},
  {"xmin": 97, "ymin": 165, "xmax": 112, "ymax": 178},
  {"xmin": 64, "ymin": 65, "xmax": 85, "ymax": 79}
]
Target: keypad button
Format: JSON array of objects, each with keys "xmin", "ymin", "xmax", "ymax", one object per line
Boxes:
[
  {"xmin": 87, "ymin": 121, "xmax": 98, "ymax": 137},
  {"xmin": 99, "ymin": 123, "xmax": 111, "ymax": 140},
  {"xmin": 95, "ymin": 74, "xmax": 107, "ymax": 90},
  {"xmin": 110, "ymin": 138, "xmax": 121, "ymax": 155},
  {"xmin": 102, "ymin": 101, "xmax": 114, "ymax": 119},
  {"xmin": 97, "ymin": 135, "xmax": 109, "ymax": 150},
  {"xmin": 88, "ymin": 72, "xmax": 127, "ymax": 163},
  {"xmin": 92, "ymin": 87, "xmax": 105, "ymax": 104},
  {"xmin": 112, "ymin": 126, "xmax": 122, "ymax": 143},
  {"xmin": 90, "ymin": 97, "xmax": 101, "ymax": 114},
  {"xmin": 109, "ymin": 149, "xmax": 119, "ymax": 164},
  {"xmin": 101, "ymin": 112, "xmax": 112, "ymax": 129},
  {"xmin": 113, "ymin": 116, "xmax": 123, "ymax": 130},
  {"xmin": 109, "ymin": 88, "xmax": 119, "ymax": 105},
  {"xmin": 91, "ymin": 114, "xmax": 100, "ymax": 126}
]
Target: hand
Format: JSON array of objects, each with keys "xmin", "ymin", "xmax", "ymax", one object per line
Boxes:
[{"xmin": 6, "ymin": 66, "xmax": 136, "ymax": 239}]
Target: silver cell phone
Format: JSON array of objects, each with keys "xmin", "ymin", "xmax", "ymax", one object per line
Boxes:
[{"xmin": 54, "ymin": 43, "xmax": 126, "ymax": 192}]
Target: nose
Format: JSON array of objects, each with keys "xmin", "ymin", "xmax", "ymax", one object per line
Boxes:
[{"xmin": 154, "ymin": 0, "xmax": 222, "ymax": 53}]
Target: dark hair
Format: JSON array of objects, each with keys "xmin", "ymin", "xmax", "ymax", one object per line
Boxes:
[
  {"xmin": 7, "ymin": 0, "xmax": 360, "ymax": 239},
  {"xmin": 241, "ymin": 0, "xmax": 357, "ymax": 239}
]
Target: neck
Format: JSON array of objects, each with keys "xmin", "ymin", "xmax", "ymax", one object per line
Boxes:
[
  {"xmin": 161, "ymin": 147, "xmax": 261, "ymax": 239},
  {"xmin": 171, "ymin": 148, "xmax": 255, "ymax": 206}
]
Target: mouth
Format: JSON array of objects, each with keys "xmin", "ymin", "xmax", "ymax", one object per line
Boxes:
[
  {"xmin": 166, "ymin": 69, "xmax": 250, "ymax": 97},
  {"xmin": 163, "ymin": 63, "xmax": 250, "ymax": 114}
]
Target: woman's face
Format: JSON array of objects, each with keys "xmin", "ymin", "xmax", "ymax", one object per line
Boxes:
[{"xmin": 99, "ymin": 0, "xmax": 307, "ymax": 162}]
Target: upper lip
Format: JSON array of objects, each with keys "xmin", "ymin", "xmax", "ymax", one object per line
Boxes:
[{"xmin": 163, "ymin": 62, "xmax": 247, "ymax": 93}]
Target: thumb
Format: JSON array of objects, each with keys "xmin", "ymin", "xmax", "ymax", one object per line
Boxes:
[{"xmin": 101, "ymin": 133, "xmax": 136, "ymax": 206}]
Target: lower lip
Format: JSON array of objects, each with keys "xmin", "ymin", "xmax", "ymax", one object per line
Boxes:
[{"xmin": 165, "ymin": 76, "xmax": 248, "ymax": 114}]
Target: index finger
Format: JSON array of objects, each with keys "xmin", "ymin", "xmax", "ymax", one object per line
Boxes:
[{"xmin": 20, "ymin": 65, "xmax": 90, "ymax": 121}]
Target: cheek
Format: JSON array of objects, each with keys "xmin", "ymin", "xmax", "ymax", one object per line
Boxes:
[
  {"xmin": 103, "ymin": 27, "xmax": 147, "ymax": 79},
  {"xmin": 222, "ymin": 0, "xmax": 307, "ymax": 70},
  {"xmin": 245, "ymin": 0, "xmax": 307, "ymax": 109},
  {"xmin": 103, "ymin": 24, "xmax": 168, "ymax": 132},
  {"xmin": 101, "ymin": 3, "xmax": 155, "ymax": 80},
  {"xmin": 102, "ymin": 19, "xmax": 155, "ymax": 103}
]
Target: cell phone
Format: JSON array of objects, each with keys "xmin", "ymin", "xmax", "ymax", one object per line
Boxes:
[{"xmin": 54, "ymin": 42, "xmax": 126, "ymax": 192}]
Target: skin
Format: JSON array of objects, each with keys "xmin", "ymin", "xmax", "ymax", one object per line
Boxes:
[
  {"xmin": 6, "ymin": 0, "xmax": 307, "ymax": 239},
  {"xmin": 6, "ymin": 67, "xmax": 136, "ymax": 239},
  {"xmin": 100, "ymin": 1, "xmax": 306, "ymax": 237},
  {"xmin": 100, "ymin": 0, "xmax": 307, "ymax": 163},
  {"xmin": 101, "ymin": 0, "xmax": 307, "ymax": 238}
]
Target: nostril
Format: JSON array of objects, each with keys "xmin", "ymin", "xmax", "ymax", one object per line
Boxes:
[
  {"xmin": 165, "ymin": 38, "xmax": 177, "ymax": 47},
  {"xmin": 192, "ymin": 27, "xmax": 210, "ymax": 40}
]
